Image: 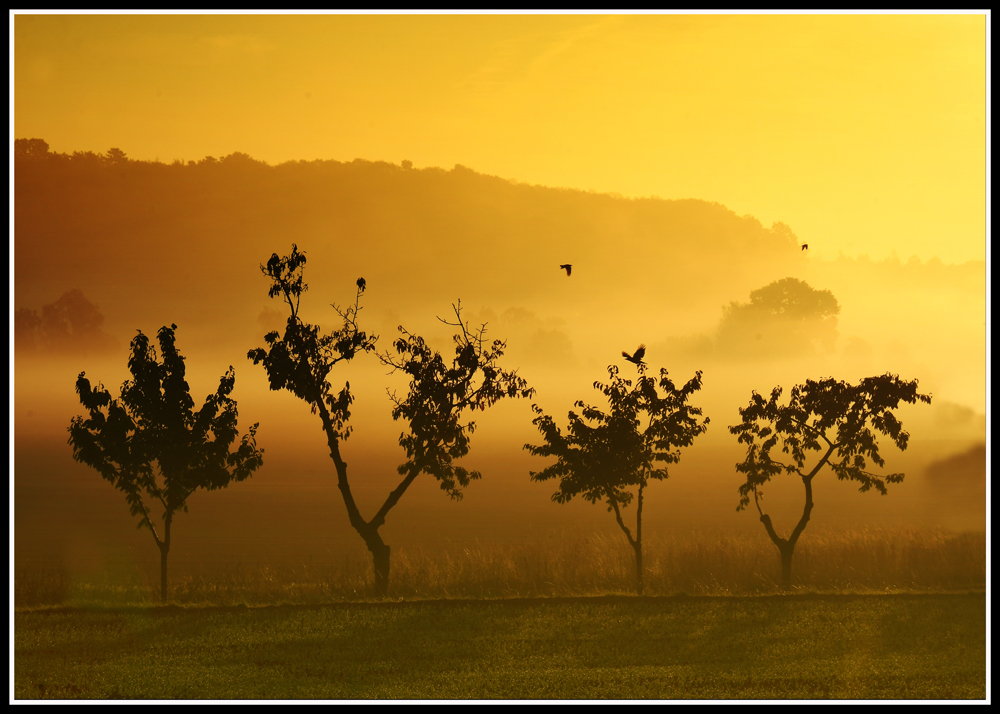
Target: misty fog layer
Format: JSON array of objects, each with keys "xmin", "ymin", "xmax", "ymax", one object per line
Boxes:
[{"xmin": 14, "ymin": 146, "xmax": 986, "ymax": 576}]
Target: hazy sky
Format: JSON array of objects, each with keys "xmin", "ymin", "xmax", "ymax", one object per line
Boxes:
[{"xmin": 13, "ymin": 12, "xmax": 987, "ymax": 264}]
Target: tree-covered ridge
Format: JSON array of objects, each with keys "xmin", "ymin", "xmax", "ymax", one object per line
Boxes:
[
  {"xmin": 15, "ymin": 138, "xmax": 981, "ymax": 310},
  {"xmin": 14, "ymin": 137, "xmax": 805, "ymax": 314}
]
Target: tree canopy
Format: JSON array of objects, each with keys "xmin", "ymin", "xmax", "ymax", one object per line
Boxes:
[
  {"xmin": 729, "ymin": 372, "xmax": 931, "ymax": 588},
  {"xmin": 247, "ymin": 245, "xmax": 376, "ymax": 441},
  {"xmin": 15, "ymin": 289, "xmax": 116, "ymax": 355},
  {"xmin": 383, "ymin": 304, "xmax": 536, "ymax": 501},
  {"xmin": 731, "ymin": 373, "xmax": 931, "ymax": 509},
  {"xmin": 527, "ymin": 364, "xmax": 708, "ymax": 507},
  {"xmin": 69, "ymin": 324, "xmax": 263, "ymax": 599},
  {"xmin": 249, "ymin": 245, "xmax": 533, "ymax": 595},
  {"xmin": 717, "ymin": 277, "xmax": 840, "ymax": 357},
  {"xmin": 525, "ymin": 362, "xmax": 708, "ymax": 592}
]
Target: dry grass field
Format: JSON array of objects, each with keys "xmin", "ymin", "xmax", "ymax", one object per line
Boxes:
[{"xmin": 15, "ymin": 527, "xmax": 985, "ymax": 607}]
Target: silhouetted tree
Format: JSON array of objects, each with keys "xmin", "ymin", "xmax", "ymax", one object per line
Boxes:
[
  {"xmin": 249, "ymin": 245, "xmax": 533, "ymax": 595},
  {"xmin": 717, "ymin": 277, "xmax": 840, "ymax": 357},
  {"xmin": 15, "ymin": 289, "xmax": 116, "ymax": 355},
  {"xmin": 14, "ymin": 138, "xmax": 50, "ymax": 161},
  {"xmin": 525, "ymin": 361, "xmax": 709, "ymax": 594},
  {"xmin": 68, "ymin": 325, "xmax": 264, "ymax": 601},
  {"xmin": 106, "ymin": 147, "xmax": 128, "ymax": 165},
  {"xmin": 730, "ymin": 374, "xmax": 931, "ymax": 590}
]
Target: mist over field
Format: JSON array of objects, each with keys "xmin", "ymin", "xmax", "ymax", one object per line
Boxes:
[{"xmin": 13, "ymin": 146, "xmax": 986, "ymax": 583}]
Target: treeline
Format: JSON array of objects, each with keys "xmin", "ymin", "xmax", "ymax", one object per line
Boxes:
[{"xmin": 14, "ymin": 138, "xmax": 804, "ymax": 326}]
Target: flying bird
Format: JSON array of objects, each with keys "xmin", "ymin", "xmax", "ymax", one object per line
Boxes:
[
  {"xmin": 801, "ymin": 244, "xmax": 809, "ymax": 251},
  {"xmin": 622, "ymin": 344, "xmax": 646, "ymax": 366},
  {"xmin": 357, "ymin": 277, "xmax": 366, "ymax": 292},
  {"xmin": 559, "ymin": 264, "xmax": 572, "ymax": 276}
]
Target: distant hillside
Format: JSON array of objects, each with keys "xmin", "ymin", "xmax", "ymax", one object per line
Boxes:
[
  {"xmin": 15, "ymin": 142, "xmax": 803, "ymax": 335},
  {"xmin": 15, "ymin": 140, "xmax": 985, "ymax": 382}
]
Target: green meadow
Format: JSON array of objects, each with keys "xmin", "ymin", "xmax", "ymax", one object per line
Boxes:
[{"xmin": 15, "ymin": 594, "xmax": 985, "ymax": 700}]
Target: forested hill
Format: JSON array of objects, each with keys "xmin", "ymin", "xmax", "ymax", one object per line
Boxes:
[
  {"xmin": 14, "ymin": 141, "xmax": 984, "ymax": 391},
  {"xmin": 15, "ymin": 143, "xmax": 801, "ymax": 333}
]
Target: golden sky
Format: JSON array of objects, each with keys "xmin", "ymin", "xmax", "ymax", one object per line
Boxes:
[{"xmin": 14, "ymin": 12, "xmax": 986, "ymax": 264}]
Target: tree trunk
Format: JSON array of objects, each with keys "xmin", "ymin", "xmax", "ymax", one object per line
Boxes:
[
  {"xmin": 369, "ymin": 540, "xmax": 391, "ymax": 597},
  {"xmin": 159, "ymin": 544, "xmax": 169, "ymax": 601},
  {"xmin": 159, "ymin": 512, "xmax": 172, "ymax": 602},
  {"xmin": 607, "ymin": 485, "xmax": 644, "ymax": 596},
  {"xmin": 634, "ymin": 484, "xmax": 644, "ymax": 595},
  {"xmin": 317, "ymin": 402, "xmax": 411, "ymax": 599},
  {"xmin": 757, "ymin": 474, "xmax": 814, "ymax": 592},
  {"xmin": 633, "ymin": 543, "xmax": 644, "ymax": 596},
  {"xmin": 779, "ymin": 542, "xmax": 794, "ymax": 591},
  {"xmin": 759, "ymin": 520, "xmax": 799, "ymax": 592}
]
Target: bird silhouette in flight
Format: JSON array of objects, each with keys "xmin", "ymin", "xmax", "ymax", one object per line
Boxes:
[
  {"xmin": 559, "ymin": 264, "xmax": 572, "ymax": 276},
  {"xmin": 623, "ymin": 344, "xmax": 646, "ymax": 366},
  {"xmin": 357, "ymin": 277, "xmax": 366, "ymax": 293},
  {"xmin": 801, "ymin": 244, "xmax": 809, "ymax": 251}
]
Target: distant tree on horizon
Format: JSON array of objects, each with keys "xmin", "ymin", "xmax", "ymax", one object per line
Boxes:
[
  {"xmin": 729, "ymin": 373, "xmax": 931, "ymax": 590},
  {"xmin": 15, "ymin": 289, "xmax": 117, "ymax": 356},
  {"xmin": 106, "ymin": 147, "xmax": 128, "ymax": 165},
  {"xmin": 248, "ymin": 245, "xmax": 533, "ymax": 596},
  {"xmin": 14, "ymin": 137, "xmax": 50, "ymax": 160},
  {"xmin": 716, "ymin": 277, "xmax": 840, "ymax": 358},
  {"xmin": 524, "ymin": 361, "xmax": 709, "ymax": 595},
  {"xmin": 67, "ymin": 324, "xmax": 264, "ymax": 601}
]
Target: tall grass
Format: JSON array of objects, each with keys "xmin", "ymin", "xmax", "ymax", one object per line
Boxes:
[{"xmin": 14, "ymin": 527, "xmax": 985, "ymax": 607}]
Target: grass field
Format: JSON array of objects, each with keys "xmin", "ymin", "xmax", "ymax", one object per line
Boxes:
[
  {"xmin": 14, "ymin": 528, "xmax": 987, "ymax": 607},
  {"xmin": 14, "ymin": 594, "xmax": 986, "ymax": 700}
]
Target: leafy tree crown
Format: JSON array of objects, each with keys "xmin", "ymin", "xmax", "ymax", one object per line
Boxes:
[
  {"xmin": 728, "ymin": 373, "xmax": 932, "ymax": 511},
  {"xmin": 524, "ymin": 363, "xmax": 709, "ymax": 510},
  {"xmin": 68, "ymin": 324, "xmax": 263, "ymax": 531},
  {"xmin": 718, "ymin": 277, "xmax": 841, "ymax": 356},
  {"xmin": 381, "ymin": 303, "xmax": 535, "ymax": 499},
  {"xmin": 247, "ymin": 244, "xmax": 377, "ymax": 440},
  {"xmin": 731, "ymin": 277, "xmax": 839, "ymax": 321}
]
